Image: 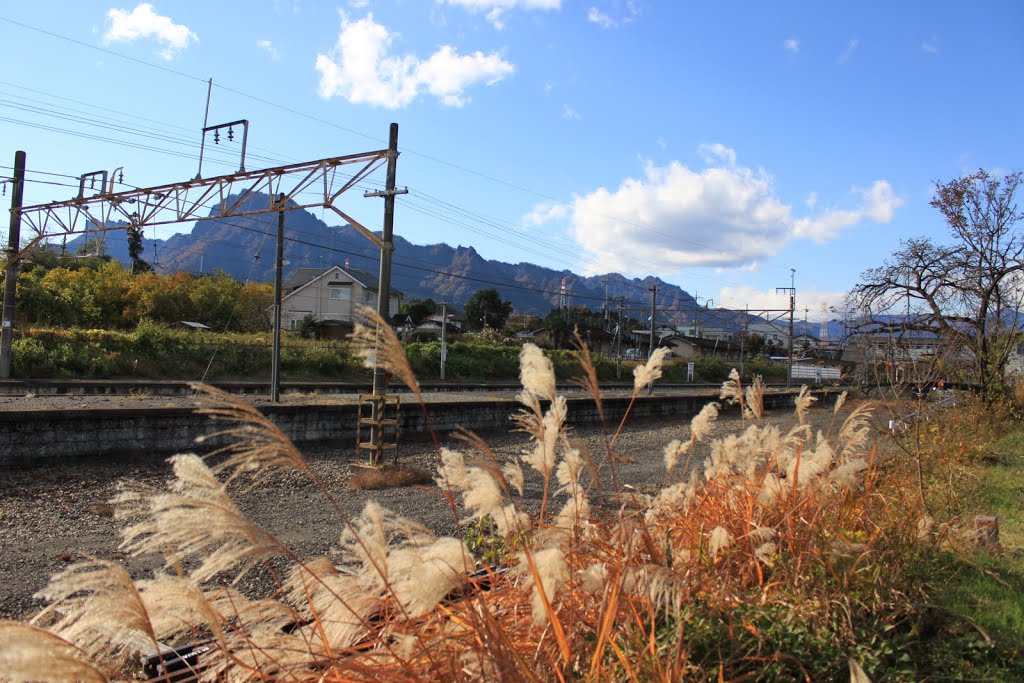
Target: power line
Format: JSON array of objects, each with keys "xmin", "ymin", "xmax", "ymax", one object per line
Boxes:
[{"xmin": 0, "ymin": 15, "xmax": 743, "ymax": 285}]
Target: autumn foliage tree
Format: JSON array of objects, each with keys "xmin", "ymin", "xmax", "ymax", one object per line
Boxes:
[
  {"xmin": 13, "ymin": 258, "xmax": 272, "ymax": 332},
  {"xmin": 851, "ymin": 169, "xmax": 1023, "ymax": 398}
]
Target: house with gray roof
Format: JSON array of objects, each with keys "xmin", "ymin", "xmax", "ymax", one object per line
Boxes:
[{"xmin": 279, "ymin": 265, "xmax": 402, "ymax": 336}]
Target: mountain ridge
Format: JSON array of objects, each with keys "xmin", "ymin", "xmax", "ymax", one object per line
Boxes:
[{"xmin": 72, "ymin": 191, "xmax": 700, "ymax": 319}]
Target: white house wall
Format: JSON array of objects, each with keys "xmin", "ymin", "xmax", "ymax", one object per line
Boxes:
[{"xmin": 282, "ymin": 268, "xmax": 400, "ymax": 329}]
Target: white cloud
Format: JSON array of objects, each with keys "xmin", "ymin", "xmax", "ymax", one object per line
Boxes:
[
  {"xmin": 562, "ymin": 104, "xmax": 581, "ymax": 120},
  {"xmin": 716, "ymin": 285, "xmax": 847, "ymax": 320},
  {"xmin": 522, "ymin": 201, "xmax": 569, "ymax": 227},
  {"xmin": 102, "ymin": 3, "xmax": 197, "ymax": 60},
  {"xmin": 587, "ymin": 7, "xmax": 616, "ymax": 28},
  {"xmin": 524, "ymin": 145, "xmax": 902, "ymax": 274},
  {"xmin": 784, "ymin": 37, "xmax": 799, "ymax": 53},
  {"xmin": 439, "ymin": 0, "xmax": 560, "ymax": 30},
  {"xmin": 805, "ymin": 191, "xmax": 818, "ymax": 209},
  {"xmin": 697, "ymin": 143, "xmax": 736, "ymax": 167},
  {"xmin": 569, "ymin": 155, "xmax": 794, "ymax": 271},
  {"xmin": 350, "ymin": 0, "xmax": 370, "ymax": 7},
  {"xmin": 257, "ymin": 39, "xmax": 280, "ymax": 60},
  {"xmin": 837, "ymin": 38, "xmax": 859, "ymax": 64},
  {"xmin": 922, "ymin": 38, "xmax": 938, "ymax": 54},
  {"xmin": 315, "ymin": 13, "xmax": 514, "ymax": 108},
  {"xmin": 793, "ymin": 181, "xmax": 902, "ymax": 242},
  {"xmin": 586, "ymin": 2, "xmax": 639, "ymax": 29}
]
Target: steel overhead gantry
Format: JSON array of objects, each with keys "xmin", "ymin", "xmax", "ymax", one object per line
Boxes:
[
  {"xmin": 6, "ymin": 134, "xmax": 407, "ymax": 466},
  {"xmin": 12, "ymin": 149, "xmax": 391, "ymax": 262}
]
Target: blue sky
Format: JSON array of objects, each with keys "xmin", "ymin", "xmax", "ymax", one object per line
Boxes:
[{"xmin": 1, "ymin": 1, "xmax": 1022, "ymax": 320}]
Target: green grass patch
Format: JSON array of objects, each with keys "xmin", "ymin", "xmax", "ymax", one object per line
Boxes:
[{"xmin": 918, "ymin": 431, "xmax": 1024, "ymax": 679}]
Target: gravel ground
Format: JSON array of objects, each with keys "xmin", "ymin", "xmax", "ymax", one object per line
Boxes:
[{"xmin": 0, "ymin": 402, "xmax": 843, "ymax": 622}]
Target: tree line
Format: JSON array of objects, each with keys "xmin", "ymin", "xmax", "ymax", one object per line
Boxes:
[{"xmin": 3, "ymin": 250, "xmax": 273, "ymax": 332}]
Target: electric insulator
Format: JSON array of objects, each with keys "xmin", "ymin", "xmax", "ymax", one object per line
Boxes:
[
  {"xmin": 214, "ymin": 130, "xmax": 220, "ymax": 144},
  {"xmin": 119, "ymin": 171, "xmax": 124, "ymax": 183},
  {"xmin": 227, "ymin": 126, "xmax": 234, "ymax": 142}
]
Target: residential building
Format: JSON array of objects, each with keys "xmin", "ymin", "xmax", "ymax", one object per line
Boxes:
[
  {"xmin": 279, "ymin": 265, "xmax": 402, "ymax": 336},
  {"xmin": 659, "ymin": 334, "xmax": 742, "ymax": 361}
]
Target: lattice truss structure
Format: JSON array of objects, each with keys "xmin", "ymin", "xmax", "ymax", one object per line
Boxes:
[{"xmin": 13, "ymin": 149, "xmax": 391, "ymax": 261}]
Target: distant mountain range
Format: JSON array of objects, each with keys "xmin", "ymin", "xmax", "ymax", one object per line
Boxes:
[{"xmin": 69, "ymin": 191, "xmax": 842, "ymax": 337}]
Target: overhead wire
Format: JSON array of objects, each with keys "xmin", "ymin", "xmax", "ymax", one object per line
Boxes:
[
  {"xmin": 12, "ymin": 156, "xmax": 688, "ymax": 308},
  {"xmin": 0, "ymin": 14, "xmax": 752, "ymax": 289}
]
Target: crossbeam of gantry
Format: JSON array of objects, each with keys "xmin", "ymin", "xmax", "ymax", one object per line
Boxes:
[{"xmin": 15, "ymin": 149, "xmax": 391, "ymax": 256}]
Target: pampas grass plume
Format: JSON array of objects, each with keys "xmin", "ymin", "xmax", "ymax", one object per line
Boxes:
[
  {"xmin": 32, "ymin": 557, "xmax": 155, "ymax": 658},
  {"xmin": 794, "ymin": 385, "xmax": 817, "ymax": 425},
  {"xmin": 116, "ymin": 454, "xmax": 283, "ymax": 584},
  {"xmin": 520, "ymin": 343, "xmax": 556, "ymax": 401},
  {"xmin": 691, "ymin": 401, "xmax": 720, "ymax": 441},
  {"xmin": 633, "ymin": 347, "xmax": 671, "ymax": 394},
  {"xmin": 351, "ymin": 305, "xmax": 422, "ymax": 401},
  {"xmin": 708, "ymin": 526, "xmax": 733, "ymax": 561},
  {"xmin": 521, "ymin": 547, "xmax": 568, "ymax": 625},
  {"xmin": 0, "ymin": 622, "xmax": 107, "ymax": 682}
]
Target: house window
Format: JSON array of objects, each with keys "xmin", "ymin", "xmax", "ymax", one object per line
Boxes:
[
  {"xmin": 364, "ymin": 290, "xmax": 376, "ymax": 305},
  {"xmin": 330, "ymin": 287, "xmax": 351, "ymax": 301}
]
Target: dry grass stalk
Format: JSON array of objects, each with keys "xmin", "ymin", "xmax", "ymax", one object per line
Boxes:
[
  {"xmin": 31, "ymin": 556, "xmax": 157, "ymax": 659},
  {"xmin": 350, "ymin": 304, "xmax": 422, "ymax": 403},
  {"xmin": 14, "ymin": 356, "xmax": 916, "ymax": 682},
  {"xmin": 632, "ymin": 347, "xmax": 671, "ymax": 396},
  {"xmin": 572, "ymin": 328, "xmax": 605, "ymax": 424},
  {"xmin": 115, "ymin": 454, "xmax": 285, "ymax": 584},
  {"xmin": 191, "ymin": 381, "xmax": 314, "ymax": 487},
  {"xmin": 0, "ymin": 622, "xmax": 109, "ymax": 682}
]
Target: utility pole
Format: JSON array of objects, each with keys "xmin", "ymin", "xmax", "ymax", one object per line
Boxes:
[
  {"xmin": 692, "ymin": 294, "xmax": 699, "ymax": 337},
  {"xmin": 0, "ymin": 151, "xmax": 25, "ymax": 379},
  {"xmin": 740, "ymin": 306, "xmax": 748, "ymax": 377},
  {"xmin": 615, "ymin": 298, "xmax": 623, "ymax": 380},
  {"xmin": 363, "ymin": 123, "xmax": 407, "ymax": 463},
  {"xmin": 440, "ymin": 301, "xmax": 448, "ymax": 381},
  {"xmin": 776, "ymin": 269, "xmax": 796, "ymax": 388},
  {"xmin": 603, "ymin": 277, "xmax": 609, "ymax": 327},
  {"xmin": 270, "ymin": 193, "xmax": 285, "ymax": 402},
  {"xmin": 648, "ymin": 285, "xmax": 657, "ymax": 361},
  {"xmin": 364, "ymin": 123, "xmax": 407, "ymax": 394}
]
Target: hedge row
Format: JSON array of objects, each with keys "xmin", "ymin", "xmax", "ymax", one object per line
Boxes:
[
  {"xmin": 11, "ymin": 322, "xmax": 361, "ymax": 380},
  {"xmin": 11, "ymin": 324, "xmax": 786, "ymax": 384}
]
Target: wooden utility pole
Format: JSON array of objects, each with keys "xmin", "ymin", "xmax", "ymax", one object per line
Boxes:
[
  {"xmin": 615, "ymin": 298, "xmax": 624, "ymax": 380},
  {"xmin": 776, "ymin": 270, "xmax": 796, "ymax": 388},
  {"xmin": 648, "ymin": 285, "xmax": 657, "ymax": 360},
  {"xmin": 271, "ymin": 193, "xmax": 285, "ymax": 402},
  {"xmin": 362, "ymin": 123, "xmax": 407, "ymax": 463},
  {"xmin": 440, "ymin": 301, "xmax": 448, "ymax": 381},
  {"xmin": 1, "ymin": 151, "xmax": 25, "ymax": 379}
]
